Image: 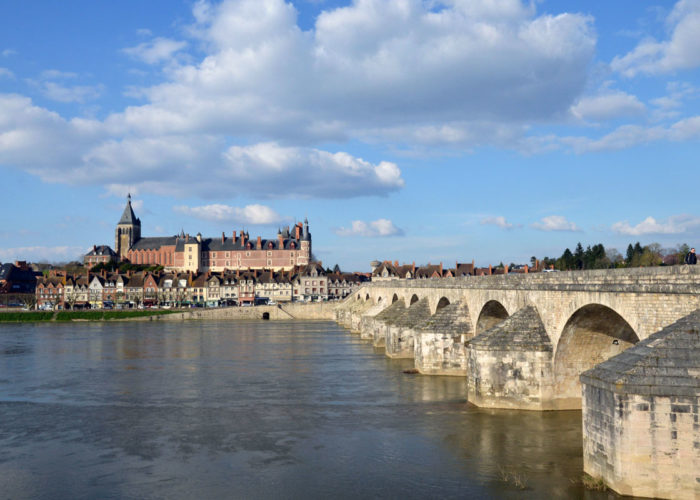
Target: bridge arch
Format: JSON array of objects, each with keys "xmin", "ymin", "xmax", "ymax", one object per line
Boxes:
[
  {"xmin": 475, "ymin": 300, "xmax": 509, "ymax": 334},
  {"xmin": 365, "ymin": 293, "xmax": 370, "ymax": 302},
  {"xmin": 391, "ymin": 293, "xmax": 399, "ymax": 303},
  {"xmin": 553, "ymin": 304, "xmax": 639, "ymax": 408},
  {"xmin": 405, "ymin": 293, "xmax": 420, "ymax": 308},
  {"xmin": 433, "ymin": 297, "xmax": 450, "ymax": 315}
]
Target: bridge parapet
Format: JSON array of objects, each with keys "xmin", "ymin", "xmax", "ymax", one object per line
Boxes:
[{"xmin": 363, "ymin": 265, "xmax": 700, "ymax": 294}]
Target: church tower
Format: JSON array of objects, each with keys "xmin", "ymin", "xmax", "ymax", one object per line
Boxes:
[
  {"xmin": 300, "ymin": 217, "xmax": 311, "ymax": 264},
  {"xmin": 115, "ymin": 194, "xmax": 141, "ymax": 260}
]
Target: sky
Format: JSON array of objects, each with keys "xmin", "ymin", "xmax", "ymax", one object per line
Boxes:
[{"xmin": 1, "ymin": 0, "xmax": 700, "ymax": 271}]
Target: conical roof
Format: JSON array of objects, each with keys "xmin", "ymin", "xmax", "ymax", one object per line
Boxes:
[
  {"xmin": 118, "ymin": 195, "xmax": 138, "ymax": 225},
  {"xmin": 581, "ymin": 309, "xmax": 700, "ymax": 397},
  {"xmin": 414, "ymin": 300, "xmax": 472, "ymax": 335},
  {"xmin": 468, "ymin": 305, "xmax": 552, "ymax": 352},
  {"xmin": 385, "ymin": 297, "xmax": 430, "ymax": 327}
]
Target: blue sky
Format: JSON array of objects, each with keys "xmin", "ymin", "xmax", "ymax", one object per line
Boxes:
[{"xmin": 1, "ymin": 0, "xmax": 700, "ymax": 270}]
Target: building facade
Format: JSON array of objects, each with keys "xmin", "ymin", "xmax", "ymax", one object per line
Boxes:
[{"xmin": 105, "ymin": 195, "xmax": 312, "ymax": 273}]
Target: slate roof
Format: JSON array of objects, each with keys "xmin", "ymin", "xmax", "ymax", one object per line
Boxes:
[
  {"xmin": 468, "ymin": 305, "xmax": 552, "ymax": 352},
  {"xmin": 580, "ymin": 308, "xmax": 700, "ymax": 397},
  {"xmin": 118, "ymin": 196, "xmax": 140, "ymax": 225},
  {"xmin": 85, "ymin": 245, "xmax": 117, "ymax": 257},
  {"xmin": 132, "ymin": 237, "xmax": 179, "ymax": 251}
]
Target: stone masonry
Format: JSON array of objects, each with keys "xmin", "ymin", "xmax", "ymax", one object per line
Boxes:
[
  {"xmin": 413, "ymin": 301, "xmax": 473, "ymax": 376},
  {"xmin": 467, "ymin": 306, "xmax": 555, "ymax": 410},
  {"xmin": 580, "ymin": 309, "xmax": 700, "ymax": 499}
]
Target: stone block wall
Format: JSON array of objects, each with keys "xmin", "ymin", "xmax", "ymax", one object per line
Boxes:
[
  {"xmin": 582, "ymin": 387, "xmax": 700, "ymax": 499},
  {"xmin": 415, "ymin": 331, "xmax": 468, "ymax": 376},
  {"xmin": 467, "ymin": 347, "xmax": 554, "ymax": 410}
]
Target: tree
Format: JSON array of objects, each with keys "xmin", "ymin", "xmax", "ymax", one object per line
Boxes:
[
  {"xmin": 530, "ymin": 256, "xmax": 537, "ymax": 268},
  {"xmin": 574, "ymin": 243, "xmax": 584, "ymax": 269}
]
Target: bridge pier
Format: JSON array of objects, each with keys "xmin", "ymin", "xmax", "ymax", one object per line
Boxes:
[
  {"xmin": 580, "ymin": 310, "xmax": 700, "ymax": 499},
  {"xmin": 467, "ymin": 306, "xmax": 556, "ymax": 410},
  {"xmin": 414, "ymin": 301, "xmax": 473, "ymax": 376},
  {"xmin": 385, "ymin": 298, "xmax": 430, "ymax": 358}
]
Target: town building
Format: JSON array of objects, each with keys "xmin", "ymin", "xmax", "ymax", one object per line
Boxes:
[{"xmin": 100, "ymin": 194, "xmax": 312, "ymax": 273}]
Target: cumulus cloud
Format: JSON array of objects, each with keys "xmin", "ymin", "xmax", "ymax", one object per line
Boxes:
[
  {"xmin": 612, "ymin": 0, "xmax": 700, "ymax": 77},
  {"xmin": 123, "ymin": 37, "xmax": 188, "ymax": 64},
  {"xmin": 0, "ymin": 246, "xmax": 87, "ymax": 263},
  {"xmin": 571, "ymin": 90, "xmax": 645, "ymax": 121},
  {"xmin": 335, "ymin": 219, "xmax": 404, "ymax": 237},
  {"xmin": 481, "ymin": 216, "xmax": 518, "ymax": 230},
  {"xmin": 611, "ymin": 214, "xmax": 700, "ymax": 235},
  {"xmin": 0, "ymin": 0, "xmax": 598, "ymax": 196},
  {"xmin": 531, "ymin": 215, "xmax": 580, "ymax": 232},
  {"xmin": 174, "ymin": 203, "xmax": 287, "ymax": 225}
]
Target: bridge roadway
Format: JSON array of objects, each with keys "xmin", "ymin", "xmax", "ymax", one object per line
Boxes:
[{"xmin": 335, "ymin": 265, "xmax": 700, "ymax": 410}]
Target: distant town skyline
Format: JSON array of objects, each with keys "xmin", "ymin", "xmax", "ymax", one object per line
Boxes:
[{"xmin": 1, "ymin": 0, "xmax": 699, "ymax": 270}]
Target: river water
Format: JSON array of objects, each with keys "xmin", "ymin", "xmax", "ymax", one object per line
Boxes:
[{"xmin": 0, "ymin": 320, "xmax": 612, "ymax": 499}]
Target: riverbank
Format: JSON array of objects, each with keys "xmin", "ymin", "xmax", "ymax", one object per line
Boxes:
[
  {"xmin": 0, "ymin": 302, "xmax": 339, "ymax": 322},
  {"xmin": 0, "ymin": 310, "xmax": 178, "ymax": 322}
]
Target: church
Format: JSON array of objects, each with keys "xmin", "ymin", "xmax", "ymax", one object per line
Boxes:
[{"xmin": 97, "ymin": 195, "xmax": 312, "ymax": 273}]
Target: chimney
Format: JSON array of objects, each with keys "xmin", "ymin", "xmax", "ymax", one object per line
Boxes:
[
  {"xmin": 93, "ymin": 245, "xmax": 97, "ymax": 251},
  {"xmin": 241, "ymin": 232, "xmax": 247, "ymax": 246},
  {"xmin": 221, "ymin": 232, "xmax": 225, "ymax": 243},
  {"xmin": 295, "ymin": 224, "xmax": 301, "ymax": 240},
  {"xmin": 186, "ymin": 233, "xmax": 190, "ymax": 241},
  {"xmin": 488, "ymin": 264, "xmax": 492, "ymax": 275},
  {"xmin": 256, "ymin": 236, "xmax": 262, "ymax": 249},
  {"xmin": 439, "ymin": 262, "xmax": 443, "ymax": 276},
  {"xmin": 412, "ymin": 261, "xmax": 415, "ymax": 273},
  {"xmin": 524, "ymin": 265, "xmax": 529, "ymax": 274},
  {"xmin": 394, "ymin": 260, "xmax": 398, "ymax": 267},
  {"xmin": 278, "ymin": 232, "xmax": 284, "ymax": 248},
  {"xmin": 504, "ymin": 264, "xmax": 509, "ymax": 274}
]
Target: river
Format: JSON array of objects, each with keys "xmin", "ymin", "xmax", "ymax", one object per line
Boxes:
[{"xmin": 0, "ymin": 320, "xmax": 610, "ymax": 499}]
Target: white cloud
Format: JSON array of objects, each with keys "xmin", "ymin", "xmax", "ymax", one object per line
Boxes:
[
  {"xmin": 123, "ymin": 37, "xmax": 188, "ymax": 65},
  {"xmin": 0, "ymin": 246, "xmax": 87, "ymax": 263},
  {"xmin": 481, "ymin": 216, "xmax": 518, "ymax": 230},
  {"xmin": 0, "ymin": 0, "xmax": 600, "ymax": 197},
  {"xmin": 531, "ymin": 215, "xmax": 580, "ymax": 232},
  {"xmin": 612, "ymin": 0, "xmax": 700, "ymax": 77},
  {"xmin": 611, "ymin": 214, "xmax": 700, "ymax": 235},
  {"xmin": 335, "ymin": 219, "xmax": 404, "ymax": 237},
  {"xmin": 529, "ymin": 112, "xmax": 700, "ymax": 153},
  {"xmin": 0, "ymin": 68, "xmax": 13, "ymax": 79},
  {"xmin": 174, "ymin": 203, "xmax": 287, "ymax": 225},
  {"xmin": 571, "ymin": 90, "xmax": 645, "ymax": 121},
  {"xmin": 37, "ymin": 81, "xmax": 104, "ymax": 103},
  {"xmin": 1, "ymin": 49, "xmax": 16, "ymax": 57},
  {"xmin": 40, "ymin": 69, "xmax": 78, "ymax": 80}
]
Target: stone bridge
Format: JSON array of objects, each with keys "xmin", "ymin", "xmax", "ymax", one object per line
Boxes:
[{"xmin": 335, "ymin": 266, "xmax": 700, "ymax": 410}]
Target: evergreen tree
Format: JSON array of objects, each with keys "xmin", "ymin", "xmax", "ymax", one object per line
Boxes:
[{"xmin": 626, "ymin": 244, "xmax": 634, "ymax": 265}]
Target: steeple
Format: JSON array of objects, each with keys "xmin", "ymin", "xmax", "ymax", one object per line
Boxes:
[
  {"xmin": 302, "ymin": 217, "xmax": 310, "ymax": 241},
  {"xmin": 118, "ymin": 193, "xmax": 139, "ymax": 225},
  {"xmin": 115, "ymin": 194, "xmax": 142, "ymax": 260}
]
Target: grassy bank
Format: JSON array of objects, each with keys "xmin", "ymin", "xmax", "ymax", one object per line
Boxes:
[{"xmin": 0, "ymin": 310, "xmax": 177, "ymax": 322}]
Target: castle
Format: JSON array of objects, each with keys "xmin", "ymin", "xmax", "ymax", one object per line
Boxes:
[{"xmin": 87, "ymin": 195, "xmax": 312, "ymax": 273}]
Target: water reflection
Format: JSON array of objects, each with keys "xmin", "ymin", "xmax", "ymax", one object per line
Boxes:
[{"xmin": 0, "ymin": 321, "xmax": 613, "ymax": 499}]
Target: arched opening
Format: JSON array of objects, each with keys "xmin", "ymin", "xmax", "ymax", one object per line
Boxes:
[
  {"xmin": 392, "ymin": 294, "xmax": 399, "ymax": 303},
  {"xmin": 409, "ymin": 294, "xmax": 419, "ymax": 305},
  {"xmin": 365, "ymin": 293, "xmax": 370, "ymax": 302},
  {"xmin": 553, "ymin": 304, "xmax": 639, "ymax": 408},
  {"xmin": 476, "ymin": 300, "xmax": 509, "ymax": 334},
  {"xmin": 262, "ymin": 312, "xmax": 270, "ymax": 320},
  {"xmin": 376, "ymin": 296, "xmax": 383, "ymax": 305},
  {"xmin": 435, "ymin": 297, "xmax": 450, "ymax": 314}
]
